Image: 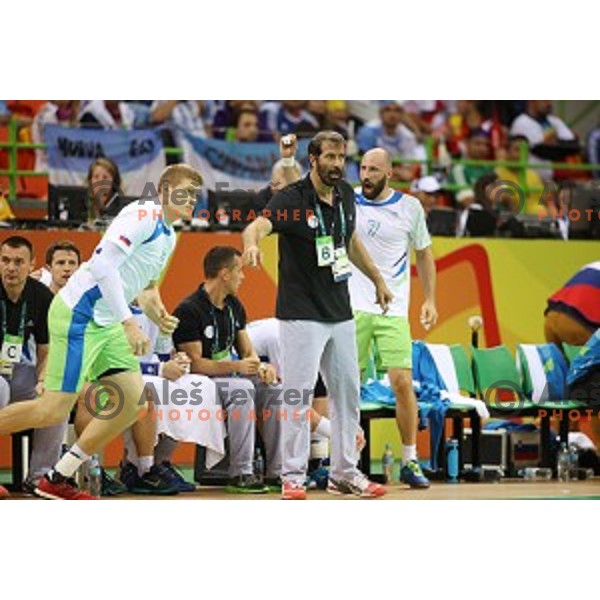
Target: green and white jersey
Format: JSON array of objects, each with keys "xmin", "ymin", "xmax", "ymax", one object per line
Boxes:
[
  {"xmin": 349, "ymin": 189, "xmax": 431, "ymax": 317},
  {"xmin": 59, "ymin": 200, "xmax": 176, "ymax": 326}
]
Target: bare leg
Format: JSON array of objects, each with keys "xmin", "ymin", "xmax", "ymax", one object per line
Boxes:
[{"xmin": 388, "ymin": 368, "xmax": 418, "ymax": 447}]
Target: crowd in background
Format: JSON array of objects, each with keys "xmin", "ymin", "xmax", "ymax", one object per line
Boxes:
[{"xmin": 1, "ymin": 100, "xmax": 600, "ymax": 238}]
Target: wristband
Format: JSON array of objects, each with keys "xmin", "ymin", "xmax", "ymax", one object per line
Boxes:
[{"xmin": 281, "ymin": 156, "xmax": 296, "ymax": 168}]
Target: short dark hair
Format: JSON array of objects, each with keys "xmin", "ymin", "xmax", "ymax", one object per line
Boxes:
[
  {"xmin": 1, "ymin": 235, "xmax": 34, "ymax": 258},
  {"xmin": 45, "ymin": 240, "xmax": 81, "ymax": 266},
  {"xmin": 308, "ymin": 130, "xmax": 346, "ymax": 159},
  {"xmin": 203, "ymin": 246, "xmax": 241, "ymax": 279}
]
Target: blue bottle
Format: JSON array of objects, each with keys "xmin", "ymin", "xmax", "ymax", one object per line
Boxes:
[{"xmin": 446, "ymin": 439, "xmax": 459, "ymax": 483}]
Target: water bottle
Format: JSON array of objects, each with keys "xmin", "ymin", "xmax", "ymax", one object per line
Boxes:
[
  {"xmin": 518, "ymin": 467, "xmax": 552, "ymax": 481},
  {"xmin": 382, "ymin": 444, "xmax": 394, "ymax": 484},
  {"xmin": 557, "ymin": 443, "xmax": 570, "ymax": 482},
  {"xmin": 446, "ymin": 439, "xmax": 459, "ymax": 483},
  {"xmin": 568, "ymin": 445, "xmax": 579, "ymax": 479},
  {"xmin": 88, "ymin": 455, "xmax": 102, "ymax": 498},
  {"xmin": 253, "ymin": 448, "xmax": 265, "ymax": 481}
]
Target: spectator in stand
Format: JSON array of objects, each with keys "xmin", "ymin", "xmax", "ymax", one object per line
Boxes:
[
  {"xmin": 446, "ymin": 100, "xmax": 491, "ymax": 156},
  {"xmin": 450, "ymin": 128, "xmax": 493, "ymax": 207},
  {"xmin": 325, "ymin": 101, "xmax": 350, "ymax": 137},
  {"xmin": 86, "ymin": 157, "xmax": 127, "ymax": 221},
  {"xmin": 494, "ymin": 135, "xmax": 546, "ymax": 216},
  {"xmin": 0, "ymin": 100, "xmax": 11, "ymax": 125},
  {"xmin": 79, "ymin": 100, "xmax": 135, "ymax": 129},
  {"xmin": 232, "ymin": 109, "xmax": 260, "ymax": 143},
  {"xmin": 150, "ymin": 101, "xmax": 208, "ymax": 146},
  {"xmin": 212, "ymin": 101, "xmax": 262, "ymax": 140},
  {"xmin": 510, "ymin": 101, "xmax": 579, "ymax": 180},
  {"xmin": 32, "ymin": 101, "xmax": 80, "ymax": 171},
  {"xmin": 307, "ymin": 101, "xmax": 327, "ymax": 129},
  {"xmin": 259, "ymin": 101, "xmax": 320, "ymax": 139},
  {"xmin": 587, "ymin": 123, "xmax": 600, "ymax": 179},
  {"xmin": 357, "ymin": 101, "xmax": 421, "ymax": 180},
  {"xmin": 411, "ymin": 175, "xmax": 444, "ymax": 215}
]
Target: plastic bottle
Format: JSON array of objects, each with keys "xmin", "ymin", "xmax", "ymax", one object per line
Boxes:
[
  {"xmin": 518, "ymin": 467, "xmax": 552, "ymax": 481},
  {"xmin": 253, "ymin": 448, "xmax": 265, "ymax": 482},
  {"xmin": 382, "ymin": 444, "xmax": 394, "ymax": 484},
  {"xmin": 446, "ymin": 439, "xmax": 459, "ymax": 483},
  {"xmin": 88, "ymin": 455, "xmax": 102, "ymax": 498},
  {"xmin": 568, "ymin": 445, "xmax": 579, "ymax": 479},
  {"xmin": 557, "ymin": 443, "xmax": 570, "ymax": 482}
]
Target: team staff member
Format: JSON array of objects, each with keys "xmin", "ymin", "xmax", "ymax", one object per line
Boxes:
[
  {"xmin": 173, "ymin": 246, "xmax": 282, "ymax": 494},
  {"xmin": 0, "ymin": 236, "xmax": 65, "ymax": 497},
  {"xmin": 351, "ymin": 148, "xmax": 437, "ymax": 488},
  {"xmin": 243, "ymin": 130, "xmax": 393, "ymax": 500}
]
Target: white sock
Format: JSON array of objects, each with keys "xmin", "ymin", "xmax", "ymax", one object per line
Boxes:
[
  {"xmin": 314, "ymin": 416, "xmax": 331, "ymax": 439},
  {"xmin": 53, "ymin": 444, "xmax": 89, "ymax": 479},
  {"xmin": 138, "ymin": 456, "xmax": 154, "ymax": 476},
  {"xmin": 402, "ymin": 444, "xmax": 417, "ymax": 464}
]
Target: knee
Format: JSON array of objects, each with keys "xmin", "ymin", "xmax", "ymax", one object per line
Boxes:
[
  {"xmin": 36, "ymin": 399, "xmax": 71, "ymax": 427},
  {"xmin": 390, "ymin": 373, "xmax": 413, "ymax": 401}
]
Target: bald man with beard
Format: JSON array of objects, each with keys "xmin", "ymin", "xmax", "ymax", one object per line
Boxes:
[{"xmin": 351, "ymin": 147, "xmax": 437, "ymax": 488}]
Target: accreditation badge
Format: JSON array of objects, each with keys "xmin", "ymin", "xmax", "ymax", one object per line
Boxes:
[
  {"xmin": 1, "ymin": 333, "xmax": 23, "ymax": 364},
  {"xmin": 315, "ymin": 235, "xmax": 335, "ymax": 267},
  {"xmin": 332, "ymin": 247, "xmax": 352, "ymax": 283}
]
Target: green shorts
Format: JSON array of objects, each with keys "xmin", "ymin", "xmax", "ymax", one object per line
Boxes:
[
  {"xmin": 45, "ymin": 295, "xmax": 140, "ymax": 394},
  {"xmin": 355, "ymin": 310, "xmax": 412, "ymax": 374}
]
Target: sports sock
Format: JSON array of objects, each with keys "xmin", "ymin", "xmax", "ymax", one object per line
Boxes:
[
  {"xmin": 314, "ymin": 416, "xmax": 331, "ymax": 439},
  {"xmin": 138, "ymin": 456, "xmax": 154, "ymax": 476},
  {"xmin": 402, "ymin": 444, "xmax": 417, "ymax": 464},
  {"xmin": 51, "ymin": 444, "xmax": 89, "ymax": 479},
  {"xmin": 154, "ymin": 435, "xmax": 179, "ymax": 465}
]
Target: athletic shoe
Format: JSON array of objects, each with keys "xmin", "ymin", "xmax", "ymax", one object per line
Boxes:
[
  {"xmin": 22, "ymin": 479, "xmax": 38, "ymax": 496},
  {"xmin": 307, "ymin": 466, "xmax": 329, "ymax": 490},
  {"xmin": 225, "ymin": 474, "xmax": 268, "ymax": 494},
  {"xmin": 0, "ymin": 484, "xmax": 9, "ymax": 499},
  {"xmin": 400, "ymin": 460, "xmax": 430, "ymax": 489},
  {"xmin": 327, "ymin": 474, "xmax": 386, "ymax": 498},
  {"xmin": 281, "ymin": 481, "xmax": 307, "ymax": 500},
  {"xmin": 156, "ymin": 462, "xmax": 197, "ymax": 492},
  {"xmin": 264, "ymin": 477, "xmax": 282, "ymax": 493},
  {"xmin": 120, "ymin": 462, "xmax": 179, "ymax": 495},
  {"xmin": 34, "ymin": 473, "xmax": 97, "ymax": 500},
  {"xmin": 101, "ymin": 468, "xmax": 127, "ymax": 497}
]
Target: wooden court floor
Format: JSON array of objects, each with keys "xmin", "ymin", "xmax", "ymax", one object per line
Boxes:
[{"xmin": 4, "ymin": 479, "xmax": 600, "ymax": 500}]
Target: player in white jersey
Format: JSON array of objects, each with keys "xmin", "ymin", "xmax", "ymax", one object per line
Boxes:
[
  {"xmin": 350, "ymin": 148, "xmax": 437, "ymax": 488},
  {"xmin": 0, "ymin": 163, "xmax": 202, "ymax": 499}
]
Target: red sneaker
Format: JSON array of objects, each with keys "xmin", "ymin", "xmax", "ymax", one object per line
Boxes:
[
  {"xmin": 34, "ymin": 475, "xmax": 97, "ymax": 500},
  {"xmin": 0, "ymin": 484, "xmax": 9, "ymax": 499},
  {"xmin": 282, "ymin": 481, "xmax": 307, "ymax": 500}
]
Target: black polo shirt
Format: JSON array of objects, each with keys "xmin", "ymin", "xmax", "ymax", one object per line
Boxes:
[
  {"xmin": 172, "ymin": 284, "xmax": 247, "ymax": 359},
  {"xmin": 264, "ymin": 174, "xmax": 356, "ymax": 322},
  {"xmin": 0, "ymin": 277, "xmax": 53, "ymax": 361}
]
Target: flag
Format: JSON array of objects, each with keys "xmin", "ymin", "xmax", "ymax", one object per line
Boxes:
[
  {"xmin": 181, "ymin": 133, "xmax": 309, "ymax": 192},
  {"xmin": 45, "ymin": 125, "xmax": 166, "ymax": 197}
]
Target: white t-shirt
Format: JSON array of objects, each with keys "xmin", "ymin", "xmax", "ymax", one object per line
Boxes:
[
  {"xmin": 59, "ymin": 200, "xmax": 177, "ymax": 326},
  {"xmin": 349, "ymin": 189, "xmax": 431, "ymax": 317},
  {"xmin": 246, "ymin": 318, "xmax": 281, "ymax": 374}
]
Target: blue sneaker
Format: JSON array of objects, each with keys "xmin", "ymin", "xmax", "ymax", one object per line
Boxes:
[
  {"xmin": 118, "ymin": 462, "xmax": 179, "ymax": 495},
  {"xmin": 307, "ymin": 466, "xmax": 329, "ymax": 490},
  {"xmin": 156, "ymin": 462, "xmax": 197, "ymax": 492},
  {"xmin": 400, "ymin": 460, "xmax": 430, "ymax": 489}
]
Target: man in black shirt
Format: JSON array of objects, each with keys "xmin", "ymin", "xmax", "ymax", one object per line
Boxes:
[
  {"xmin": 0, "ymin": 236, "xmax": 67, "ymax": 493},
  {"xmin": 243, "ymin": 131, "xmax": 393, "ymax": 499},
  {"xmin": 173, "ymin": 246, "xmax": 282, "ymax": 493}
]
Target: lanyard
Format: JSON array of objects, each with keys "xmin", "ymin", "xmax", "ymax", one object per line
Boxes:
[
  {"xmin": 1, "ymin": 299, "xmax": 27, "ymax": 339},
  {"xmin": 314, "ymin": 194, "xmax": 347, "ymax": 242},
  {"xmin": 210, "ymin": 304, "xmax": 235, "ymax": 356}
]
